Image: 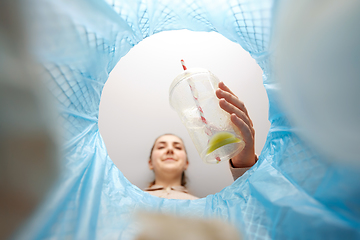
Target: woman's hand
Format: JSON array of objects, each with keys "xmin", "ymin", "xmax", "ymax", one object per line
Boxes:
[{"xmin": 215, "ymin": 82, "xmax": 257, "ymax": 168}]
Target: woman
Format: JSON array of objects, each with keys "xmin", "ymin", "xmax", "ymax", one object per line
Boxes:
[
  {"xmin": 144, "ymin": 133, "xmax": 198, "ymax": 200},
  {"xmin": 144, "ymin": 82, "xmax": 258, "ymax": 200}
]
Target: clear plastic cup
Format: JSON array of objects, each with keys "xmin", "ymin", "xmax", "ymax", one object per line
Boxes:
[{"xmin": 169, "ymin": 68, "xmax": 245, "ymax": 164}]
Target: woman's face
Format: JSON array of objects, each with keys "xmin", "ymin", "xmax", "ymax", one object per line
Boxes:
[{"xmin": 149, "ymin": 135, "xmax": 188, "ymax": 175}]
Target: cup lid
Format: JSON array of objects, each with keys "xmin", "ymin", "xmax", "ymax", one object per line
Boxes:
[{"xmin": 168, "ymin": 68, "xmax": 211, "ymax": 97}]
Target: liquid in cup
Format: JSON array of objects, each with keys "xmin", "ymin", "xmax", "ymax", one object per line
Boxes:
[{"xmin": 169, "ymin": 68, "xmax": 245, "ymax": 164}]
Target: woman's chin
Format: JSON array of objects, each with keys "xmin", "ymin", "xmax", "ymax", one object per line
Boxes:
[{"xmin": 161, "ymin": 164, "xmax": 184, "ymax": 172}]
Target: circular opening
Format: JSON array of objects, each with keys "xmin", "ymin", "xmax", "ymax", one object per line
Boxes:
[{"xmin": 99, "ymin": 30, "xmax": 270, "ymax": 198}]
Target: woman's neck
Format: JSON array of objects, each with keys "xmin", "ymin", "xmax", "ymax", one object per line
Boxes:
[{"xmin": 154, "ymin": 173, "xmax": 182, "ymax": 188}]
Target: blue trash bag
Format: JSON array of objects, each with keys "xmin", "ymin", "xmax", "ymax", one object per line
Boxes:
[{"xmin": 11, "ymin": 0, "xmax": 360, "ymax": 239}]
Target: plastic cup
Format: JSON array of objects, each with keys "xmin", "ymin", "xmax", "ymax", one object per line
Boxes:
[{"xmin": 169, "ymin": 68, "xmax": 245, "ymax": 164}]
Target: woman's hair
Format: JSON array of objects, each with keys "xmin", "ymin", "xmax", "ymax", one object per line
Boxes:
[{"xmin": 148, "ymin": 133, "xmax": 188, "ymax": 188}]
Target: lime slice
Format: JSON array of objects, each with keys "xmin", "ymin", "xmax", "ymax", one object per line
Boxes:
[{"xmin": 206, "ymin": 132, "xmax": 241, "ymax": 155}]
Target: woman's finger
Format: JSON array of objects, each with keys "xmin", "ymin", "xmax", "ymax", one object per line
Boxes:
[
  {"xmin": 217, "ymin": 89, "xmax": 254, "ymax": 128},
  {"xmin": 217, "ymin": 82, "xmax": 254, "ymax": 127},
  {"xmin": 216, "ymin": 88, "xmax": 249, "ymax": 117},
  {"xmin": 219, "ymin": 98, "xmax": 253, "ymax": 129},
  {"xmin": 230, "ymin": 114, "xmax": 254, "ymax": 143},
  {"xmin": 218, "ymin": 81, "xmax": 236, "ymax": 96}
]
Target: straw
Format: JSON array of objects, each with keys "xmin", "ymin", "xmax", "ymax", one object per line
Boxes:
[
  {"xmin": 181, "ymin": 60, "xmax": 210, "ymax": 130},
  {"xmin": 181, "ymin": 59, "xmax": 187, "ymax": 70},
  {"xmin": 180, "ymin": 60, "xmax": 221, "ymax": 163}
]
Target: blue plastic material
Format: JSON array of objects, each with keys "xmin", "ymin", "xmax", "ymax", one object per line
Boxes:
[{"xmin": 14, "ymin": 0, "xmax": 360, "ymax": 239}]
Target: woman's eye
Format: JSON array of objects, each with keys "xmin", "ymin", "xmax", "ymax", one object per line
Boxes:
[
  {"xmin": 158, "ymin": 146, "xmax": 164, "ymax": 149},
  {"xmin": 175, "ymin": 147, "xmax": 182, "ymax": 150}
]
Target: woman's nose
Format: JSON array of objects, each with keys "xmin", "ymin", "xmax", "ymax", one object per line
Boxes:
[{"xmin": 166, "ymin": 147, "xmax": 174, "ymax": 154}]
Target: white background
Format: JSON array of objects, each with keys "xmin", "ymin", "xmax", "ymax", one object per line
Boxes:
[{"xmin": 99, "ymin": 30, "xmax": 270, "ymax": 198}]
